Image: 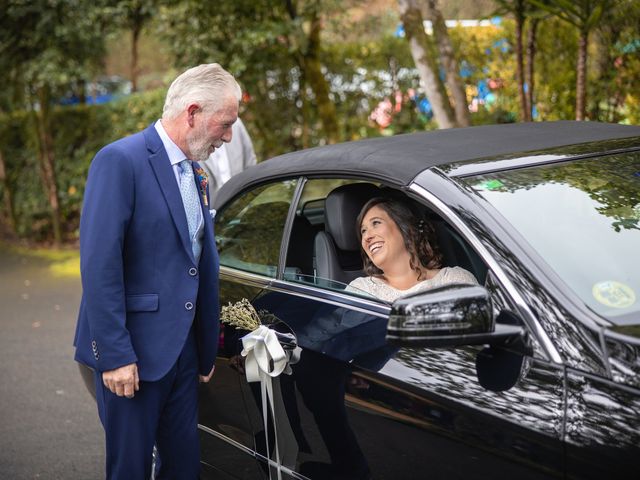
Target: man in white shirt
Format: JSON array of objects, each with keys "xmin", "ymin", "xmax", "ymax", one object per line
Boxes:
[{"xmin": 200, "ymin": 117, "xmax": 257, "ymax": 197}]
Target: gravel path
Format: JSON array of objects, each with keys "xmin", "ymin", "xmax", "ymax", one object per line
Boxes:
[{"xmin": 0, "ymin": 248, "xmax": 103, "ymax": 479}]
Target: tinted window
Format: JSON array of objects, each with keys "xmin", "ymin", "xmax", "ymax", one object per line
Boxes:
[
  {"xmin": 465, "ymin": 153, "xmax": 640, "ymax": 324},
  {"xmin": 284, "ymin": 179, "xmax": 375, "ymax": 288},
  {"xmin": 285, "ymin": 178, "xmax": 486, "ymax": 301},
  {"xmin": 216, "ymin": 180, "xmax": 297, "ymax": 277}
]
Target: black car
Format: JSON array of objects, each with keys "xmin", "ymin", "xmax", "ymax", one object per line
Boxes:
[{"xmin": 83, "ymin": 121, "xmax": 640, "ymax": 479}]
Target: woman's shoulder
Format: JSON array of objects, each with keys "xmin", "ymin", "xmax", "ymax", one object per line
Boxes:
[
  {"xmin": 347, "ymin": 276, "xmax": 372, "ymax": 289},
  {"xmin": 439, "ymin": 266, "xmax": 479, "ymax": 285},
  {"xmin": 346, "ymin": 276, "xmax": 394, "ymax": 300},
  {"xmin": 346, "ymin": 276, "xmax": 377, "ymax": 295}
]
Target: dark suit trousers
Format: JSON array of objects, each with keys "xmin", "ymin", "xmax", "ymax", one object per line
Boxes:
[{"xmin": 94, "ymin": 328, "xmax": 200, "ymax": 480}]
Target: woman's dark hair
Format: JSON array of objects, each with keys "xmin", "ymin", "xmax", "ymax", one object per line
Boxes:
[{"xmin": 356, "ymin": 196, "xmax": 443, "ymax": 279}]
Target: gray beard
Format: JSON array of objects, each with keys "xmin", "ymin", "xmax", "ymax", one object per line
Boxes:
[
  {"xmin": 187, "ymin": 138, "xmax": 211, "ymax": 163},
  {"xmin": 186, "ymin": 125, "xmax": 212, "ymax": 163}
]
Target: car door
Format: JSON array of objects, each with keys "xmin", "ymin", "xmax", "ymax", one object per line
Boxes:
[
  {"xmin": 207, "ymin": 176, "xmax": 568, "ymax": 479},
  {"xmin": 199, "ymin": 178, "xmax": 300, "ymax": 479},
  {"xmin": 267, "ymin": 178, "xmax": 564, "ymax": 479},
  {"xmin": 244, "ymin": 284, "xmax": 567, "ymax": 480}
]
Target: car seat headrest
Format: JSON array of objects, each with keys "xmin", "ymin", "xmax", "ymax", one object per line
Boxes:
[{"xmin": 325, "ymin": 183, "xmax": 381, "ymax": 251}]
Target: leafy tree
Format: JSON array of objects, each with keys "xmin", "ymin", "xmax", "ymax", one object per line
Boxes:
[
  {"xmin": 109, "ymin": 0, "xmax": 162, "ymax": 92},
  {"xmin": 530, "ymin": 0, "xmax": 615, "ymax": 120},
  {"xmin": 589, "ymin": 0, "xmax": 640, "ymax": 122},
  {"xmin": 424, "ymin": 0, "xmax": 470, "ymax": 126},
  {"xmin": 533, "ymin": 17, "xmax": 578, "ymax": 120},
  {"xmin": 491, "ymin": 0, "xmax": 537, "ymax": 121},
  {"xmin": 158, "ymin": 0, "xmax": 342, "ymax": 144},
  {"xmin": 397, "ymin": 0, "xmax": 456, "ymax": 128},
  {"xmin": 0, "ymin": 0, "xmax": 109, "ymax": 244}
]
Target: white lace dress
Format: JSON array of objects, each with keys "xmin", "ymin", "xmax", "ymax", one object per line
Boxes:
[{"xmin": 346, "ymin": 266, "xmax": 478, "ymax": 303}]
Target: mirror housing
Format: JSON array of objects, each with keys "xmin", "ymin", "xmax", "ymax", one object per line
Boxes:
[{"xmin": 386, "ymin": 284, "xmax": 525, "ymax": 349}]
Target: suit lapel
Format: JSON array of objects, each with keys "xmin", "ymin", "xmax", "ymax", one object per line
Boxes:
[
  {"xmin": 194, "ymin": 161, "xmax": 216, "ymax": 259},
  {"xmin": 144, "ymin": 126, "xmax": 194, "ymax": 262}
]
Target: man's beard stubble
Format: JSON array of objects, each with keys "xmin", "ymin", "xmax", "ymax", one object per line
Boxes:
[{"xmin": 187, "ymin": 122, "xmax": 217, "ymax": 163}]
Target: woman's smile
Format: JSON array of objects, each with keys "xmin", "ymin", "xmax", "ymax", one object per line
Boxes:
[{"xmin": 360, "ymin": 206, "xmax": 407, "ymax": 271}]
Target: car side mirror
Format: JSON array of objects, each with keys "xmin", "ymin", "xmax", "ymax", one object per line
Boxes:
[{"xmin": 386, "ymin": 284, "xmax": 526, "ymax": 349}]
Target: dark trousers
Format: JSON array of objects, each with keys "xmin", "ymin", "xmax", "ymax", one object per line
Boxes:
[{"xmin": 94, "ymin": 328, "xmax": 200, "ymax": 480}]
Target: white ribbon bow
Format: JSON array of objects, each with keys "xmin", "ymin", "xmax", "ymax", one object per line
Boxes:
[
  {"xmin": 241, "ymin": 325, "xmax": 298, "ymax": 480},
  {"xmin": 241, "ymin": 325, "xmax": 291, "ymax": 382}
]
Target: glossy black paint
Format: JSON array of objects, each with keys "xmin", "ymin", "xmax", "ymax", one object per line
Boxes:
[
  {"xmin": 197, "ymin": 132, "xmax": 640, "ymax": 479},
  {"xmin": 387, "ymin": 284, "xmax": 495, "ymax": 343},
  {"xmin": 208, "ymin": 276, "xmax": 567, "ymax": 479},
  {"xmin": 564, "ymin": 370, "xmax": 640, "ymax": 479},
  {"xmin": 74, "ymin": 128, "xmax": 640, "ymax": 478}
]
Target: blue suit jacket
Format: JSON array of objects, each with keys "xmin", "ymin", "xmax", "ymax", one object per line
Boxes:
[{"xmin": 74, "ymin": 124, "xmax": 220, "ymax": 381}]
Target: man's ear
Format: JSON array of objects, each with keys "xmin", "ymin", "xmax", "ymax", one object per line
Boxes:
[{"xmin": 187, "ymin": 104, "xmax": 200, "ymax": 127}]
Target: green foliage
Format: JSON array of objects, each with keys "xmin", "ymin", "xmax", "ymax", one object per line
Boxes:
[
  {"xmin": 533, "ymin": 17, "xmax": 578, "ymax": 120},
  {"xmin": 2, "ymin": 0, "xmax": 640, "ymax": 243},
  {"xmin": 0, "ymin": 90, "xmax": 165, "ymax": 240},
  {"xmin": 0, "ymin": 0, "xmax": 110, "ymax": 106},
  {"xmin": 528, "ymin": 0, "xmax": 611, "ymax": 33},
  {"xmin": 588, "ymin": 0, "xmax": 640, "ymax": 122}
]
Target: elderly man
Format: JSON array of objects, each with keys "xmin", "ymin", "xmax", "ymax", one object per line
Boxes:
[{"xmin": 74, "ymin": 64, "xmax": 240, "ymax": 479}]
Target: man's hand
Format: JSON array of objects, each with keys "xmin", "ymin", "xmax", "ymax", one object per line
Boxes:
[
  {"xmin": 199, "ymin": 365, "xmax": 215, "ymax": 383},
  {"xmin": 102, "ymin": 363, "xmax": 139, "ymax": 399}
]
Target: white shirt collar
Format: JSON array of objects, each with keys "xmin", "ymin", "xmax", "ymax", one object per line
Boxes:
[{"xmin": 154, "ymin": 120, "xmax": 187, "ymax": 166}]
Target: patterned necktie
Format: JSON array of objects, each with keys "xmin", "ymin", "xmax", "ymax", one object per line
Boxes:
[{"xmin": 178, "ymin": 159, "xmax": 202, "ymax": 261}]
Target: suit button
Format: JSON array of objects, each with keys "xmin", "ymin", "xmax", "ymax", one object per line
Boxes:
[
  {"xmin": 185, "ymin": 302, "xmax": 194, "ymax": 310},
  {"xmin": 189, "ymin": 267, "xmax": 197, "ymax": 276}
]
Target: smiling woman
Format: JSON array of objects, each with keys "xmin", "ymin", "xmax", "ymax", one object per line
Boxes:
[{"xmin": 347, "ymin": 195, "xmax": 478, "ymax": 302}]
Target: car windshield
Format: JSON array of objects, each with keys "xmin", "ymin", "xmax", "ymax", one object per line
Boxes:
[{"xmin": 464, "ymin": 152, "xmax": 640, "ymax": 325}]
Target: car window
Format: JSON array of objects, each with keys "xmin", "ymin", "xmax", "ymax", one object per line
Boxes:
[
  {"xmin": 216, "ymin": 179, "xmax": 298, "ymax": 277},
  {"xmin": 284, "ymin": 178, "xmax": 486, "ymax": 302},
  {"xmin": 284, "ymin": 178, "xmax": 379, "ymax": 288}
]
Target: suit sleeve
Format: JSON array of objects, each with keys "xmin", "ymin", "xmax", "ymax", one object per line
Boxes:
[{"xmin": 80, "ymin": 145, "xmax": 137, "ymax": 372}]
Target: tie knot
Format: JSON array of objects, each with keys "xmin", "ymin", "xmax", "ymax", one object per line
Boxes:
[{"xmin": 180, "ymin": 159, "xmax": 193, "ymax": 176}]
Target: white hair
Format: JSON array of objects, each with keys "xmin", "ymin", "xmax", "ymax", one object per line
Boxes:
[{"xmin": 162, "ymin": 63, "xmax": 241, "ymax": 120}]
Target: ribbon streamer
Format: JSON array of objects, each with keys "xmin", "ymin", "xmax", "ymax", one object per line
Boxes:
[{"xmin": 241, "ymin": 325, "xmax": 298, "ymax": 480}]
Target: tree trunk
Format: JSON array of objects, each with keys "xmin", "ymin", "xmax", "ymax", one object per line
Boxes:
[
  {"xmin": 514, "ymin": 1, "xmax": 528, "ymax": 122},
  {"xmin": 131, "ymin": 22, "xmax": 141, "ymax": 93},
  {"xmin": 299, "ymin": 68, "xmax": 311, "ymax": 149},
  {"xmin": 78, "ymin": 79, "xmax": 87, "ymax": 104},
  {"xmin": 33, "ymin": 86, "xmax": 62, "ymax": 245},
  {"xmin": 300, "ymin": 8, "xmax": 339, "ymax": 144},
  {"xmin": 397, "ymin": 0, "xmax": 456, "ymax": 129},
  {"xmin": 286, "ymin": 0, "xmax": 339, "ymax": 144},
  {"xmin": 576, "ymin": 30, "xmax": 588, "ymax": 121},
  {"xmin": 0, "ymin": 148, "xmax": 16, "ymax": 234},
  {"xmin": 525, "ymin": 17, "xmax": 538, "ymax": 122},
  {"xmin": 424, "ymin": 0, "xmax": 470, "ymax": 127}
]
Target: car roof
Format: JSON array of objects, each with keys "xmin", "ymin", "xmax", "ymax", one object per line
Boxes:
[{"xmin": 215, "ymin": 121, "xmax": 640, "ymax": 207}]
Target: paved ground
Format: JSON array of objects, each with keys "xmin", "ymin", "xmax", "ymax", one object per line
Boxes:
[{"xmin": 0, "ymin": 247, "xmax": 103, "ymax": 479}]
